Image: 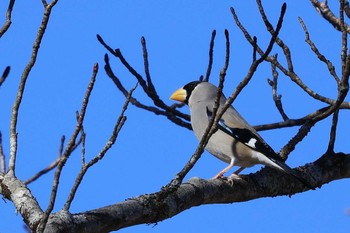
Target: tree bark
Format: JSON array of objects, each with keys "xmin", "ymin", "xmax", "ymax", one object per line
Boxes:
[{"xmin": 39, "ymin": 152, "xmax": 349, "ymax": 233}]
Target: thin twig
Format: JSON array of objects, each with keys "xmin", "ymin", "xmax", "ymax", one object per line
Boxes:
[
  {"xmin": 0, "ymin": 0, "xmax": 15, "ymax": 38},
  {"xmin": 268, "ymin": 54, "xmax": 289, "ymax": 121},
  {"xmin": 226, "ymin": 3, "xmax": 286, "ymax": 108},
  {"xmin": 254, "ymin": 102, "xmax": 350, "ymax": 131},
  {"xmin": 345, "ymin": 0, "xmax": 350, "ymax": 17},
  {"xmin": 204, "ymin": 30, "xmax": 216, "ymax": 82},
  {"xmin": 231, "ymin": 4, "xmax": 337, "ymax": 106},
  {"xmin": 103, "ymin": 53, "xmax": 192, "ymax": 129},
  {"xmin": 24, "ymin": 136, "xmax": 65, "ymax": 185},
  {"xmin": 98, "ymin": 35, "xmax": 191, "ymax": 125},
  {"xmin": 63, "ymin": 83, "xmax": 137, "ymax": 211},
  {"xmin": 0, "ymin": 132, "xmax": 6, "ymax": 173},
  {"xmin": 327, "ymin": 110, "xmax": 339, "ymax": 153},
  {"xmin": 141, "ymin": 37, "xmax": 156, "ymax": 94},
  {"xmin": 253, "ymin": 36, "xmax": 258, "ymax": 62},
  {"xmin": 257, "ymin": 0, "xmax": 294, "ymax": 72},
  {"xmin": 279, "ymin": 121, "xmax": 316, "ymax": 160},
  {"xmin": 37, "ymin": 62, "xmax": 98, "ymax": 232},
  {"xmin": 76, "ymin": 111, "xmax": 86, "ymax": 165},
  {"xmin": 280, "ymin": 1, "xmax": 349, "ymax": 159},
  {"xmin": 340, "ymin": 0, "xmax": 348, "ymax": 77},
  {"xmin": 41, "ymin": 0, "xmax": 48, "ymax": 7},
  {"xmin": 0, "ymin": 66, "xmax": 10, "ymax": 87},
  {"xmin": 8, "ymin": 0, "xmax": 58, "ymax": 177},
  {"xmin": 311, "ymin": 1, "xmax": 349, "ymax": 122},
  {"xmin": 298, "ymin": 16, "xmax": 340, "ymax": 83},
  {"xmin": 169, "ymin": 30, "xmax": 231, "ymax": 188}
]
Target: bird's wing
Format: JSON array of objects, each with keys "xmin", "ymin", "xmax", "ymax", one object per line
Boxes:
[
  {"xmin": 206, "ymin": 107, "xmax": 282, "ymax": 162},
  {"xmin": 206, "ymin": 107, "xmax": 315, "ymax": 190}
]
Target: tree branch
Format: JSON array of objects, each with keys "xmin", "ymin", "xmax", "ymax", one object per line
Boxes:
[
  {"xmin": 37, "ymin": 63, "xmax": 99, "ymax": 232},
  {"xmin": 63, "ymin": 83, "xmax": 137, "ymax": 211},
  {"xmin": 267, "ymin": 54, "xmax": 289, "ymax": 121},
  {"xmin": 42, "ymin": 152, "xmax": 350, "ymax": 233},
  {"xmin": 24, "ymin": 136, "xmax": 65, "ymax": 185},
  {"xmin": 231, "ymin": 4, "xmax": 337, "ymax": 106},
  {"xmin": 204, "ymin": 30, "xmax": 216, "ymax": 82},
  {"xmin": 310, "ymin": 0, "xmax": 350, "ymax": 33},
  {"xmin": 0, "ymin": 0, "xmax": 15, "ymax": 38},
  {"xmin": 103, "ymin": 53, "xmax": 192, "ymax": 129},
  {"xmin": 298, "ymin": 17, "xmax": 339, "ymax": 83},
  {"xmin": 0, "ymin": 66, "xmax": 10, "ymax": 88},
  {"xmin": 8, "ymin": 0, "xmax": 58, "ymax": 176},
  {"xmin": 0, "ymin": 132, "xmax": 5, "ymax": 173},
  {"xmin": 168, "ymin": 30, "xmax": 231, "ymax": 188}
]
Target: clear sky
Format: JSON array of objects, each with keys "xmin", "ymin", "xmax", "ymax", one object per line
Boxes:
[{"xmin": 0, "ymin": 1, "xmax": 349, "ymax": 233}]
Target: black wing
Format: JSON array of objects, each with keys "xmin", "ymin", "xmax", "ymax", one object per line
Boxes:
[
  {"xmin": 206, "ymin": 107, "xmax": 281, "ymax": 161},
  {"xmin": 206, "ymin": 107, "xmax": 315, "ymax": 190}
]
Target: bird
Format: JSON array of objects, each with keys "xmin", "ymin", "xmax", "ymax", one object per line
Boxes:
[{"xmin": 170, "ymin": 81, "xmax": 314, "ymax": 189}]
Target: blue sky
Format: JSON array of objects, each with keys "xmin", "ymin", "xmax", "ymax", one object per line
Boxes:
[{"xmin": 0, "ymin": 1, "xmax": 349, "ymax": 232}]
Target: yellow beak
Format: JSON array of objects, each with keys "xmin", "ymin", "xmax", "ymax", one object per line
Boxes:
[{"xmin": 170, "ymin": 88, "xmax": 187, "ymax": 102}]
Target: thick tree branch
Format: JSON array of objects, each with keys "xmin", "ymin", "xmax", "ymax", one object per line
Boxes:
[
  {"xmin": 41, "ymin": 152, "xmax": 350, "ymax": 233},
  {"xmin": 0, "ymin": 174, "xmax": 43, "ymax": 230},
  {"xmin": 310, "ymin": 0, "xmax": 350, "ymax": 33}
]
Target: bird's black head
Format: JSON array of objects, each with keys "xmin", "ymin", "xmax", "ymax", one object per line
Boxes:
[{"xmin": 183, "ymin": 81, "xmax": 205, "ymax": 104}]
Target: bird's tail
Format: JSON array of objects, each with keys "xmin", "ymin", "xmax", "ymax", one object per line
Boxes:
[{"xmin": 272, "ymin": 159, "xmax": 315, "ymax": 190}]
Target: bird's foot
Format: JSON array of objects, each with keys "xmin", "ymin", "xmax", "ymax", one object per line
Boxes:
[
  {"xmin": 228, "ymin": 173, "xmax": 242, "ymax": 180},
  {"xmin": 212, "ymin": 171, "xmax": 225, "ymax": 179}
]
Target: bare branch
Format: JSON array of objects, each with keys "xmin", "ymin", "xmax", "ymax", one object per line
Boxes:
[
  {"xmin": 280, "ymin": 121, "xmax": 316, "ymax": 160},
  {"xmin": 141, "ymin": 37, "xmax": 156, "ymax": 94},
  {"xmin": 254, "ymin": 103, "xmax": 350, "ymax": 131},
  {"xmin": 0, "ymin": 66, "xmax": 10, "ymax": 87},
  {"xmin": 327, "ymin": 110, "xmax": 339, "ymax": 153},
  {"xmin": 41, "ymin": 0, "xmax": 48, "ymax": 7},
  {"xmin": 257, "ymin": 0, "xmax": 295, "ymax": 72},
  {"xmin": 103, "ymin": 53, "xmax": 192, "ymax": 129},
  {"xmin": 0, "ymin": 0, "xmax": 15, "ymax": 38},
  {"xmin": 345, "ymin": 0, "xmax": 350, "ymax": 17},
  {"xmin": 0, "ymin": 132, "xmax": 5, "ymax": 173},
  {"xmin": 8, "ymin": 0, "xmax": 58, "ymax": 177},
  {"xmin": 0, "ymin": 174, "xmax": 43, "ymax": 231},
  {"xmin": 298, "ymin": 16, "xmax": 340, "ymax": 83},
  {"xmin": 252, "ymin": 36, "xmax": 258, "ymax": 62},
  {"xmin": 63, "ymin": 83, "xmax": 137, "ymax": 211},
  {"xmin": 310, "ymin": 0, "xmax": 350, "ymax": 33},
  {"xmin": 268, "ymin": 55, "xmax": 289, "ymax": 121},
  {"xmin": 204, "ymin": 30, "xmax": 216, "ymax": 82},
  {"xmin": 227, "ymin": 3, "xmax": 286, "ymax": 107},
  {"xmin": 168, "ymin": 30, "xmax": 231, "ymax": 188},
  {"xmin": 231, "ymin": 4, "xmax": 337, "ymax": 106},
  {"xmin": 99, "ymin": 36, "xmax": 192, "ymax": 127},
  {"xmin": 24, "ymin": 136, "xmax": 65, "ymax": 185},
  {"xmin": 37, "ymin": 62, "xmax": 99, "ymax": 232},
  {"xmin": 43, "ymin": 152, "xmax": 350, "ymax": 233}
]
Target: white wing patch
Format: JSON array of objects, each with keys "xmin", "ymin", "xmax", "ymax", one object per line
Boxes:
[{"xmin": 246, "ymin": 138, "xmax": 258, "ymax": 149}]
